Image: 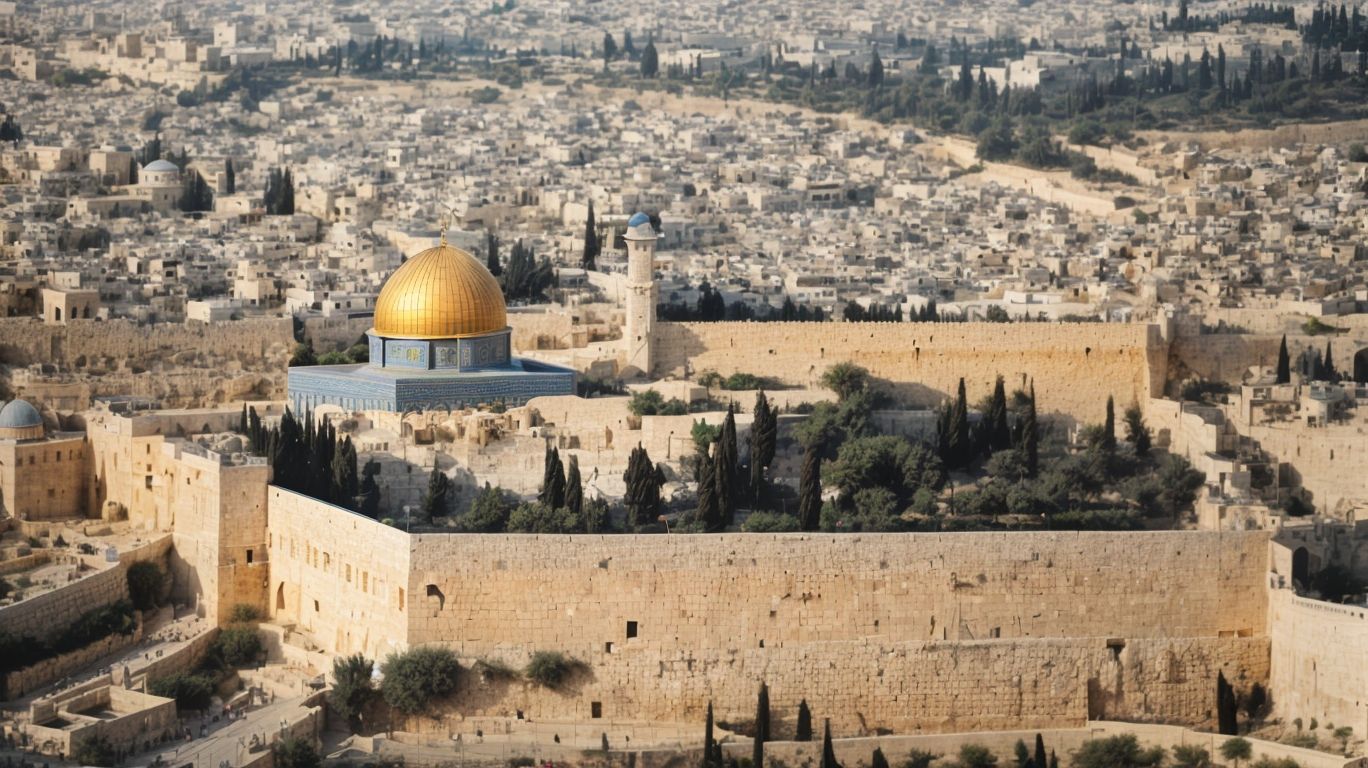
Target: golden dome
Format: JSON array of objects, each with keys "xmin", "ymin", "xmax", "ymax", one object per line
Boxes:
[{"xmin": 372, "ymin": 243, "xmax": 507, "ymax": 339}]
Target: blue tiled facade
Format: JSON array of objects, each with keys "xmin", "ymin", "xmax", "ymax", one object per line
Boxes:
[
  {"xmin": 369, "ymin": 329, "xmax": 512, "ymax": 372},
  {"xmin": 288, "ymin": 326, "xmax": 575, "ymax": 413}
]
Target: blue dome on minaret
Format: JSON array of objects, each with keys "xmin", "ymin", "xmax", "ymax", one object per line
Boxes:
[{"xmin": 627, "ymin": 212, "xmax": 651, "ymax": 227}]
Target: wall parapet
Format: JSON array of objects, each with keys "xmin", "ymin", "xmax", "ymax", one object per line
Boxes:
[{"xmin": 651, "ymin": 321, "xmax": 1165, "ymax": 423}]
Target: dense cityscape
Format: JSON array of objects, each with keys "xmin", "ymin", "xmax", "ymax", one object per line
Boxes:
[{"xmin": 1, "ymin": 2, "xmax": 1368, "ymax": 768}]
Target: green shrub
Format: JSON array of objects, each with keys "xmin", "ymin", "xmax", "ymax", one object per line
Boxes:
[
  {"xmin": 381, "ymin": 646, "xmax": 461, "ymax": 714},
  {"xmin": 212, "ymin": 626, "xmax": 263, "ymax": 667},
  {"xmin": 71, "ymin": 735, "xmax": 117, "ymax": 767},
  {"xmin": 1249, "ymin": 758, "xmax": 1300, "ymax": 768},
  {"xmin": 1171, "ymin": 744, "xmax": 1211, "ymax": 768},
  {"xmin": 628, "ymin": 389, "xmax": 688, "ymax": 416},
  {"xmin": 274, "ymin": 738, "xmax": 322, "ymax": 768},
  {"xmin": 1073, "ymin": 734, "xmax": 1163, "ymax": 768},
  {"xmin": 229, "ymin": 603, "xmax": 263, "ymax": 623},
  {"xmin": 741, "ymin": 511, "xmax": 800, "ymax": 533},
  {"xmin": 1303, "ymin": 317, "xmax": 1343, "ymax": 336},
  {"xmin": 955, "ymin": 743, "xmax": 997, "ymax": 768},
  {"xmin": 126, "ymin": 561, "xmax": 165, "ymax": 611},
  {"xmin": 329, "ymin": 654, "xmax": 375, "ymax": 733},
  {"xmin": 151, "ymin": 672, "xmax": 217, "ymax": 710},
  {"xmin": 1050, "ymin": 508, "xmax": 1144, "ymax": 531},
  {"xmin": 525, "ymin": 651, "xmax": 583, "ymax": 690},
  {"xmin": 902, "ymin": 749, "xmax": 938, "ymax": 768},
  {"xmin": 720, "ymin": 372, "xmax": 764, "ymax": 390}
]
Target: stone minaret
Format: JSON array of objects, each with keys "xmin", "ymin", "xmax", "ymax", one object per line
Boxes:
[{"xmin": 622, "ymin": 212, "xmax": 658, "ymax": 377}]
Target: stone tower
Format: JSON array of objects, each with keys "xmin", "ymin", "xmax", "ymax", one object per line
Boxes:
[{"xmin": 622, "ymin": 212, "xmax": 658, "ymax": 377}]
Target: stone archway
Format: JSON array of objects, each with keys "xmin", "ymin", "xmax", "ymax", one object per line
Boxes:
[
  {"xmin": 1354, "ymin": 347, "xmax": 1368, "ymax": 384},
  {"xmin": 275, "ymin": 582, "xmax": 286, "ymax": 612},
  {"xmin": 1292, "ymin": 547, "xmax": 1310, "ymax": 590}
]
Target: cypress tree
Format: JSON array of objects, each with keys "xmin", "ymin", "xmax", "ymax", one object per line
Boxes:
[
  {"xmin": 359, "ymin": 460, "xmax": 380, "ymax": 518},
  {"xmin": 280, "ymin": 168, "xmax": 295, "ymax": 215},
  {"xmin": 533, "ymin": 446, "xmax": 555, "ymax": 506},
  {"xmin": 795, "ymin": 699, "xmax": 813, "ymax": 741},
  {"xmin": 1102, "ymin": 395, "xmax": 1117, "ymax": 451},
  {"xmin": 871, "ymin": 748, "xmax": 889, "ymax": 768},
  {"xmin": 308, "ymin": 417, "xmax": 331, "ymax": 500},
  {"xmin": 719, "ymin": 405, "xmax": 738, "ymax": 523},
  {"xmin": 703, "ymin": 701, "xmax": 716, "ymax": 768},
  {"xmin": 421, "ymin": 465, "xmax": 450, "ymax": 523},
  {"xmin": 948, "ymin": 378, "xmax": 970, "ymax": 468},
  {"xmin": 820, "ymin": 720, "xmax": 840, "ymax": 768},
  {"xmin": 624, "ymin": 444, "xmax": 661, "ymax": 528},
  {"xmin": 485, "ymin": 231, "xmax": 502, "ymax": 276},
  {"xmin": 753, "ymin": 683, "xmax": 770, "ymax": 768},
  {"xmin": 1324, "ymin": 340, "xmax": 1337, "ymax": 381},
  {"xmin": 750, "ymin": 392, "xmax": 777, "ymax": 506},
  {"xmin": 989, "ymin": 375, "xmax": 1011, "ymax": 452},
  {"xmin": 1034, "ymin": 733, "xmax": 1046, "ymax": 768},
  {"xmin": 549, "ymin": 449, "xmax": 566, "ymax": 509},
  {"xmin": 641, "ymin": 40, "xmax": 658, "ymax": 78},
  {"xmin": 224, "ymin": 158, "xmax": 235, "ymax": 194},
  {"xmin": 1276, "ymin": 335, "xmax": 1291, "ymax": 384},
  {"xmin": 1124, "ymin": 403, "xmax": 1151, "ymax": 457},
  {"xmin": 582, "ymin": 200, "xmax": 600, "ymax": 270},
  {"xmin": 798, "ymin": 443, "xmax": 822, "ymax": 532},
  {"xmin": 1023, "ymin": 382, "xmax": 1039, "ymax": 478},
  {"xmin": 698, "ymin": 442, "xmax": 723, "ymax": 532},
  {"xmin": 332, "ymin": 436, "xmax": 359, "ymax": 510},
  {"xmin": 565, "ymin": 455, "xmax": 583, "ymax": 518}
]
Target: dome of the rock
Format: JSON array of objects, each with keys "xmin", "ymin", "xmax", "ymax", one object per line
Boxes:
[{"xmin": 371, "ymin": 244, "xmax": 507, "ymax": 339}]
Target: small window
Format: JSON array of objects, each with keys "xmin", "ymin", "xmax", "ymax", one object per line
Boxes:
[
  {"xmin": 591, "ymin": 702, "xmax": 602, "ymax": 719},
  {"xmin": 626, "ymin": 621, "xmax": 638, "ymax": 639},
  {"xmin": 314, "ymin": 600, "xmax": 320, "ymax": 613},
  {"xmin": 246, "ymin": 549, "xmax": 254, "ymax": 564},
  {"xmin": 605, "ymin": 642, "xmax": 614, "ymax": 653},
  {"xmin": 144, "ymin": 476, "xmax": 152, "ymax": 489}
]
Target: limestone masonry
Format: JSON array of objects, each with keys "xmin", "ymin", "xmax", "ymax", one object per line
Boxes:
[{"xmin": 268, "ymin": 486, "xmax": 1270, "ymax": 733}]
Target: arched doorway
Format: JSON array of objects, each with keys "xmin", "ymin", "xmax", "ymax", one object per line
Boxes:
[
  {"xmin": 1291, "ymin": 547, "xmax": 1310, "ymax": 590},
  {"xmin": 1354, "ymin": 348, "xmax": 1368, "ymax": 384},
  {"xmin": 275, "ymin": 582, "xmax": 286, "ymax": 612}
]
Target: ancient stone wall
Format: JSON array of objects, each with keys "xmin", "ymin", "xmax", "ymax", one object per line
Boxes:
[
  {"xmin": 0, "ymin": 558, "xmax": 130, "ymax": 640},
  {"xmin": 1267, "ymin": 588, "xmax": 1368, "ymax": 732},
  {"xmin": 1243, "ymin": 422, "xmax": 1368, "ymax": 515},
  {"xmin": 405, "ymin": 530, "xmax": 1267, "ymax": 732},
  {"xmin": 266, "ymin": 488, "xmax": 1271, "ymax": 733},
  {"xmin": 0, "ymin": 317, "xmax": 292, "ymax": 409},
  {"xmin": 652, "ymin": 322, "xmax": 1165, "ymax": 424},
  {"xmin": 2, "ymin": 627, "xmax": 142, "ymax": 700},
  {"xmin": 266, "ymin": 487, "xmax": 411, "ymax": 661},
  {"xmin": 0, "ymin": 317, "xmax": 294, "ymax": 369},
  {"xmin": 443, "ymin": 635, "xmax": 1266, "ymax": 736}
]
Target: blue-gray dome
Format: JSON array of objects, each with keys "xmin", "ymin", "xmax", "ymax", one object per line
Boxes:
[
  {"xmin": 143, "ymin": 159, "xmax": 179, "ymax": 173},
  {"xmin": 627, "ymin": 212, "xmax": 651, "ymax": 227},
  {"xmin": 0, "ymin": 399, "xmax": 42, "ymax": 429}
]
